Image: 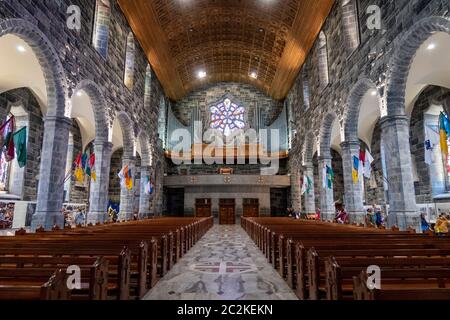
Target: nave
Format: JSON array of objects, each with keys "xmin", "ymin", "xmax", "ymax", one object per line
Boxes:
[{"xmin": 144, "ymin": 225, "xmax": 297, "ymax": 300}]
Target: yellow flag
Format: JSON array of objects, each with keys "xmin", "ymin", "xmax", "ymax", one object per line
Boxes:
[{"xmin": 74, "ymin": 167, "xmax": 84, "ymax": 182}]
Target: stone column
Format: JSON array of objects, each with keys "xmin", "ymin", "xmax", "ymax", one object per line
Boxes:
[
  {"xmin": 138, "ymin": 165, "xmax": 152, "ymax": 218},
  {"xmin": 318, "ymin": 156, "xmax": 335, "ymax": 221},
  {"xmin": 303, "ymin": 162, "xmax": 316, "ymax": 215},
  {"xmin": 381, "ymin": 115, "xmax": 419, "ymax": 231},
  {"xmin": 118, "ymin": 155, "xmax": 136, "ymax": 221},
  {"xmin": 31, "ymin": 116, "xmax": 72, "ymax": 231},
  {"xmin": 87, "ymin": 141, "xmax": 113, "ymax": 224},
  {"xmin": 290, "ymin": 172, "xmax": 301, "ymax": 213},
  {"xmin": 340, "ymin": 141, "xmax": 365, "ymax": 224}
]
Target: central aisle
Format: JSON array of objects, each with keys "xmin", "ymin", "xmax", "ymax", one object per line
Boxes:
[{"xmin": 144, "ymin": 225, "xmax": 298, "ymax": 300}]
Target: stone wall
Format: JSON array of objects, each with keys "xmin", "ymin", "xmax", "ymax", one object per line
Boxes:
[
  {"xmin": 172, "ymin": 82, "xmax": 284, "ymax": 128},
  {"xmin": 364, "ymin": 120, "xmax": 386, "ymax": 206},
  {"xmin": 0, "ymin": 88, "xmax": 44, "ymax": 201},
  {"xmin": 287, "ymin": 0, "xmax": 449, "ymax": 166},
  {"xmin": 67, "ymin": 120, "xmax": 88, "ymax": 204},
  {"xmin": 166, "ymin": 158, "xmax": 288, "ymax": 176},
  {"xmin": 0, "ymin": 0, "xmax": 167, "ymax": 201},
  {"xmin": 109, "ymin": 148, "xmax": 123, "ymax": 204},
  {"xmin": 410, "ymin": 85, "xmax": 450, "ymax": 203}
]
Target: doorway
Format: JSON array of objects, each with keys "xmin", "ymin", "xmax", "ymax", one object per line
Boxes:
[
  {"xmin": 195, "ymin": 198, "xmax": 212, "ymax": 217},
  {"xmin": 243, "ymin": 198, "xmax": 259, "ymax": 217},
  {"xmin": 219, "ymin": 199, "xmax": 236, "ymax": 225}
]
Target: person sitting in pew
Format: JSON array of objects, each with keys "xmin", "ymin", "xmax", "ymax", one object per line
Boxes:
[
  {"xmin": 435, "ymin": 213, "xmax": 449, "ymax": 237},
  {"xmin": 421, "ymin": 213, "xmax": 431, "ymax": 232},
  {"xmin": 335, "ymin": 206, "xmax": 349, "ymax": 224}
]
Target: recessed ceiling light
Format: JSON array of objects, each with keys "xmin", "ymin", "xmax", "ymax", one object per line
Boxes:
[
  {"xmin": 427, "ymin": 43, "xmax": 436, "ymax": 50},
  {"xmin": 198, "ymin": 71, "xmax": 206, "ymax": 79},
  {"xmin": 76, "ymin": 91, "xmax": 83, "ymax": 97},
  {"xmin": 16, "ymin": 45, "xmax": 26, "ymax": 53},
  {"xmin": 371, "ymin": 90, "xmax": 377, "ymax": 96},
  {"xmin": 250, "ymin": 71, "xmax": 258, "ymax": 79}
]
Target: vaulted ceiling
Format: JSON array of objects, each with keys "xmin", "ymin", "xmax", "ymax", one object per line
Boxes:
[{"xmin": 118, "ymin": 0, "xmax": 334, "ymax": 101}]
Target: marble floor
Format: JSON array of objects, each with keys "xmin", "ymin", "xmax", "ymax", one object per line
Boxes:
[{"xmin": 144, "ymin": 225, "xmax": 298, "ymax": 300}]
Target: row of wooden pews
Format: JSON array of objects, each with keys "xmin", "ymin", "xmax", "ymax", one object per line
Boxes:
[
  {"xmin": 0, "ymin": 216, "xmax": 213, "ymax": 300},
  {"xmin": 241, "ymin": 217, "xmax": 450, "ymax": 300}
]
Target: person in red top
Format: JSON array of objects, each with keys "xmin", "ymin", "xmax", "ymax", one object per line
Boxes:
[{"xmin": 336, "ymin": 206, "xmax": 349, "ymax": 224}]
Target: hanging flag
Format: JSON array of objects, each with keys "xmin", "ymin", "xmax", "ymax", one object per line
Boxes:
[
  {"xmin": 301, "ymin": 174, "xmax": 312, "ymax": 195},
  {"xmin": 2, "ymin": 116, "xmax": 15, "ymax": 162},
  {"xmin": 439, "ymin": 112, "xmax": 449, "ymax": 158},
  {"xmin": 149, "ymin": 177, "xmax": 154, "ymax": 195},
  {"xmin": 352, "ymin": 155, "xmax": 359, "ymax": 184},
  {"xmin": 89, "ymin": 153, "xmax": 96, "ymax": 182},
  {"xmin": 358, "ymin": 149, "xmax": 365, "ymax": 180},
  {"xmin": 0, "ymin": 117, "xmax": 14, "ymax": 149},
  {"xmin": 326, "ymin": 165, "xmax": 334, "ymax": 189},
  {"xmin": 13, "ymin": 127, "xmax": 27, "ymax": 168},
  {"xmin": 144, "ymin": 175, "xmax": 152, "ymax": 195},
  {"xmin": 118, "ymin": 165, "xmax": 133, "ymax": 190},
  {"xmin": 322, "ymin": 164, "xmax": 327, "ymax": 189},
  {"xmin": 81, "ymin": 152, "xmax": 88, "ymax": 170},
  {"xmin": 363, "ymin": 149, "xmax": 375, "ymax": 178},
  {"xmin": 424, "ymin": 124, "xmax": 440, "ymax": 165},
  {"xmin": 74, "ymin": 152, "xmax": 82, "ymax": 168}
]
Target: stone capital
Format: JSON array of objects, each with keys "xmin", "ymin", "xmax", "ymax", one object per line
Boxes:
[
  {"xmin": 340, "ymin": 140, "xmax": 360, "ymax": 150},
  {"xmin": 44, "ymin": 115, "xmax": 72, "ymax": 128},
  {"xmin": 379, "ymin": 114, "xmax": 409, "ymax": 130}
]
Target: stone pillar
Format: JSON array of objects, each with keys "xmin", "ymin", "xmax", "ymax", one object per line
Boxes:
[
  {"xmin": 138, "ymin": 165, "xmax": 152, "ymax": 218},
  {"xmin": 318, "ymin": 156, "xmax": 335, "ymax": 221},
  {"xmin": 118, "ymin": 156, "xmax": 136, "ymax": 221},
  {"xmin": 381, "ymin": 115, "xmax": 419, "ymax": 231},
  {"xmin": 341, "ymin": 141, "xmax": 365, "ymax": 224},
  {"xmin": 31, "ymin": 116, "xmax": 72, "ymax": 231},
  {"xmin": 290, "ymin": 172, "xmax": 301, "ymax": 212},
  {"xmin": 87, "ymin": 141, "xmax": 113, "ymax": 224},
  {"xmin": 303, "ymin": 162, "xmax": 316, "ymax": 215}
]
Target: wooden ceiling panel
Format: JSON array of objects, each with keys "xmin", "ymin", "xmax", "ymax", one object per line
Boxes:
[{"xmin": 118, "ymin": 0, "xmax": 334, "ymax": 101}]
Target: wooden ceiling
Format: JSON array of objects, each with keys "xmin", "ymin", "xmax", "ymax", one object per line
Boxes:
[{"xmin": 118, "ymin": 0, "xmax": 335, "ymax": 101}]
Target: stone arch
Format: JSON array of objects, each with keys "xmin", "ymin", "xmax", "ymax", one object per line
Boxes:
[
  {"xmin": 72, "ymin": 80, "xmax": 109, "ymax": 142},
  {"xmin": 114, "ymin": 112, "xmax": 135, "ymax": 157},
  {"xmin": 343, "ymin": 77, "xmax": 379, "ymax": 142},
  {"xmin": 319, "ymin": 111, "xmax": 338, "ymax": 158},
  {"xmin": 385, "ymin": 16, "xmax": 450, "ymax": 116},
  {"xmin": 0, "ymin": 18, "xmax": 68, "ymax": 117},
  {"xmin": 137, "ymin": 130, "xmax": 152, "ymax": 167}
]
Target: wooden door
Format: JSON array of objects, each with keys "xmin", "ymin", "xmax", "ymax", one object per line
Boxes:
[
  {"xmin": 219, "ymin": 199, "xmax": 235, "ymax": 225},
  {"xmin": 243, "ymin": 199, "xmax": 259, "ymax": 217},
  {"xmin": 195, "ymin": 199, "xmax": 212, "ymax": 217}
]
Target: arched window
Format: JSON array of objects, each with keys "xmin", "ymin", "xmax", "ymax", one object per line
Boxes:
[
  {"xmin": 124, "ymin": 33, "xmax": 135, "ymax": 90},
  {"xmin": 92, "ymin": 0, "xmax": 111, "ymax": 59},
  {"xmin": 158, "ymin": 97, "xmax": 167, "ymax": 148},
  {"xmin": 210, "ymin": 98, "xmax": 245, "ymax": 137},
  {"xmin": 318, "ymin": 31, "xmax": 329, "ymax": 90},
  {"xmin": 144, "ymin": 64, "xmax": 152, "ymax": 106},
  {"xmin": 302, "ymin": 67, "xmax": 311, "ymax": 110},
  {"xmin": 341, "ymin": 0, "xmax": 360, "ymax": 54}
]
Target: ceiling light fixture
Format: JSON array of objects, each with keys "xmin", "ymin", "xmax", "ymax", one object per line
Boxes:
[
  {"xmin": 198, "ymin": 70, "xmax": 206, "ymax": 79},
  {"xmin": 250, "ymin": 71, "xmax": 258, "ymax": 79},
  {"xmin": 371, "ymin": 90, "xmax": 377, "ymax": 96},
  {"xmin": 76, "ymin": 91, "xmax": 83, "ymax": 97},
  {"xmin": 427, "ymin": 43, "xmax": 436, "ymax": 50},
  {"xmin": 16, "ymin": 45, "xmax": 26, "ymax": 53}
]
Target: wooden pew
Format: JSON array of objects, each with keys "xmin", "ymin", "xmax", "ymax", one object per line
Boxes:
[{"xmin": 353, "ymin": 270, "xmax": 450, "ymax": 300}]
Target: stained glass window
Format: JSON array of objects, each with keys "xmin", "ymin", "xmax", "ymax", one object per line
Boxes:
[{"xmin": 210, "ymin": 98, "xmax": 245, "ymax": 136}]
